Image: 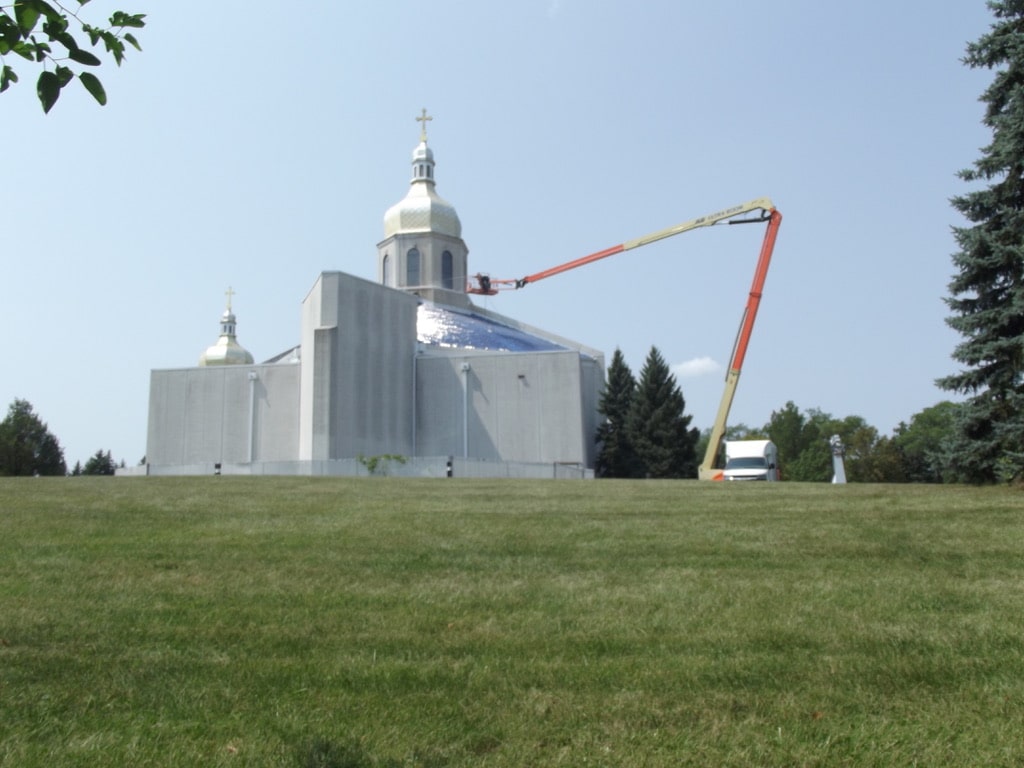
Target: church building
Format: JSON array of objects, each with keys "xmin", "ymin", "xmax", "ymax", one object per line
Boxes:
[{"xmin": 144, "ymin": 114, "xmax": 605, "ymax": 477}]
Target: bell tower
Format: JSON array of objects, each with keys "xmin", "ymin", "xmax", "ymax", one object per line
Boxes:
[{"xmin": 377, "ymin": 110, "xmax": 471, "ymax": 309}]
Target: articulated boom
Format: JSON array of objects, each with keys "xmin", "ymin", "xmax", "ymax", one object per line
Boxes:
[
  {"xmin": 466, "ymin": 197, "xmax": 782, "ymax": 480},
  {"xmin": 467, "ymin": 197, "xmax": 776, "ymax": 295}
]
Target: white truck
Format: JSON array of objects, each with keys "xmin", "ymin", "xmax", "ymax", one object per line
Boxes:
[{"xmin": 723, "ymin": 440, "xmax": 779, "ymax": 481}]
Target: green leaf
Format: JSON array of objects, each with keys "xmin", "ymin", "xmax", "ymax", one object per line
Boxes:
[
  {"xmin": 109, "ymin": 11, "xmax": 145, "ymax": 29},
  {"xmin": 0, "ymin": 64, "xmax": 18, "ymax": 92},
  {"xmin": 82, "ymin": 23, "xmax": 100, "ymax": 46},
  {"xmin": 30, "ymin": 37, "xmax": 51, "ymax": 62},
  {"xmin": 100, "ymin": 31, "xmax": 125, "ymax": 65},
  {"xmin": 79, "ymin": 71, "xmax": 105, "ymax": 105},
  {"xmin": 98, "ymin": 29, "xmax": 120, "ymax": 53},
  {"xmin": 14, "ymin": 1, "xmax": 40, "ymax": 35},
  {"xmin": 67, "ymin": 47, "xmax": 100, "ymax": 65},
  {"xmin": 1, "ymin": 15, "xmax": 24, "ymax": 48},
  {"xmin": 52, "ymin": 30, "xmax": 78, "ymax": 52},
  {"xmin": 124, "ymin": 31, "xmax": 140, "ymax": 51},
  {"xmin": 33, "ymin": 0, "xmax": 62, "ymax": 24},
  {"xmin": 55, "ymin": 64, "xmax": 72, "ymax": 86},
  {"xmin": 40, "ymin": 13, "xmax": 67, "ymax": 37},
  {"xmin": 36, "ymin": 69, "xmax": 59, "ymax": 112},
  {"xmin": 12, "ymin": 40, "xmax": 35, "ymax": 60}
]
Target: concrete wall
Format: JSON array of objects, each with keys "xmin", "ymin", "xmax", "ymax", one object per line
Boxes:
[
  {"xmin": 147, "ymin": 362, "xmax": 300, "ymax": 466},
  {"xmin": 145, "ymin": 456, "xmax": 592, "ymax": 479},
  {"xmin": 300, "ymin": 271, "xmax": 418, "ymax": 461},
  {"xmin": 415, "ymin": 350, "xmax": 597, "ymax": 466},
  {"xmin": 579, "ymin": 354, "xmax": 604, "ymax": 468}
]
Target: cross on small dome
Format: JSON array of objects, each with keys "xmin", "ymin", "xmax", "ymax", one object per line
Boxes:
[{"xmin": 416, "ymin": 108, "xmax": 432, "ymax": 142}]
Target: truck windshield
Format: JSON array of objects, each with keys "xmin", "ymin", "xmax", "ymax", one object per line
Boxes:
[{"xmin": 725, "ymin": 457, "xmax": 767, "ymax": 470}]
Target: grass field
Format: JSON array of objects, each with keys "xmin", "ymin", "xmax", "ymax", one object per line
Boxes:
[{"xmin": 1, "ymin": 478, "xmax": 1022, "ymax": 767}]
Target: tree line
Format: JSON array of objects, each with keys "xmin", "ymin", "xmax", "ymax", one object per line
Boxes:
[
  {"xmin": 714, "ymin": 400, "xmax": 959, "ymax": 483},
  {"xmin": 593, "ymin": 347, "xmax": 963, "ymax": 482},
  {"xmin": 0, "ymin": 399, "xmax": 120, "ymax": 476}
]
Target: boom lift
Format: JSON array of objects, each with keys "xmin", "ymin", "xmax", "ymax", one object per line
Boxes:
[{"xmin": 467, "ymin": 197, "xmax": 783, "ymax": 480}]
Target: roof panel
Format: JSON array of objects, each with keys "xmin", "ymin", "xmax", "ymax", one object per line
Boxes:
[{"xmin": 417, "ymin": 304, "xmax": 566, "ymax": 353}]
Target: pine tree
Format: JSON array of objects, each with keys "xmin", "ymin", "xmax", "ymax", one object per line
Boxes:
[
  {"xmin": 893, "ymin": 401, "xmax": 960, "ymax": 483},
  {"xmin": 595, "ymin": 348, "xmax": 641, "ymax": 478},
  {"xmin": 83, "ymin": 449, "xmax": 117, "ymax": 476},
  {"xmin": 0, "ymin": 399, "xmax": 67, "ymax": 476},
  {"xmin": 627, "ymin": 347, "xmax": 699, "ymax": 478},
  {"xmin": 938, "ymin": 1, "xmax": 1024, "ymax": 482},
  {"xmin": 765, "ymin": 401, "xmax": 806, "ymax": 479}
]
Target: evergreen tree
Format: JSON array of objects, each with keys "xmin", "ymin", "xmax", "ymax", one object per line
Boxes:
[
  {"xmin": 83, "ymin": 449, "xmax": 117, "ymax": 476},
  {"xmin": 627, "ymin": 347, "xmax": 699, "ymax": 478},
  {"xmin": 938, "ymin": 1, "xmax": 1024, "ymax": 483},
  {"xmin": 893, "ymin": 401, "xmax": 959, "ymax": 483},
  {"xmin": 836, "ymin": 415, "xmax": 882, "ymax": 483},
  {"xmin": 0, "ymin": 399, "xmax": 66, "ymax": 476},
  {"xmin": 853, "ymin": 435, "xmax": 909, "ymax": 483},
  {"xmin": 595, "ymin": 348, "xmax": 641, "ymax": 478},
  {"xmin": 765, "ymin": 401, "xmax": 806, "ymax": 479},
  {"xmin": 781, "ymin": 408, "xmax": 838, "ymax": 482}
]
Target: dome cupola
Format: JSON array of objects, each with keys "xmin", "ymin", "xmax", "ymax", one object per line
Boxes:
[
  {"xmin": 199, "ymin": 287, "xmax": 255, "ymax": 366},
  {"xmin": 377, "ymin": 110, "xmax": 471, "ymax": 308},
  {"xmin": 383, "ymin": 109, "xmax": 462, "ymax": 239}
]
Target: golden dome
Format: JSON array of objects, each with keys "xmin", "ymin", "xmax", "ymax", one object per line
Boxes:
[
  {"xmin": 383, "ymin": 139, "xmax": 462, "ymax": 239},
  {"xmin": 199, "ymin": 291, "xmax": 254, "ymax": 366}
]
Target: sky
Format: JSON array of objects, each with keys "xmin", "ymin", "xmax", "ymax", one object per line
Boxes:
[{"xmin": 1, "ymin": 1, "xmax": 998, "ymax": 469}]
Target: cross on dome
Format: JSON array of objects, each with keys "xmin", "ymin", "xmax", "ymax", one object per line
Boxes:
[
  {"xmin": 416, "ymin": 108, "xmax": 432, "ymax": 142},
  {"xmin": 225, "ymin": 285, "xmax": 235, "ymax": 312}
]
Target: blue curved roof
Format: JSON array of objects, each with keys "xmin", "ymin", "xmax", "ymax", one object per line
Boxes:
[{"xmin": 417, "ymin": 303, "xmax": 566, "ymax": 353}]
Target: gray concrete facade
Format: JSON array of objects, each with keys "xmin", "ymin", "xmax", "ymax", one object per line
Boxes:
[
  {"xmin": 299, "ymin": 271, "xmax": 418, "ymax": 461},
  {"xmin": 147, "ymin": 362, "xmax": 299, "ymax": 467},
  {"xmin": 146, "ymin": 271, "xmax": 603, "ymax": 475},
  {"xmin": 416, "ymin": 351, "xmax": 596, "ymax": 466}
]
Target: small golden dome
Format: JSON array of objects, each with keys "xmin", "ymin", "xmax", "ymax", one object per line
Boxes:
[{"xmin": 199, "ymin": 289, "xmax": 254, "ymax": 366}]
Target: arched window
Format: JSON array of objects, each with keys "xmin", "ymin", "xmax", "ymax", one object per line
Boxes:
[
  {"xmin": 442, "ymin": 250, "xmax": 454, "ymax": 289},
  {"xmin": 382, "ymin": 254, "xmax": 390, "ymax": 286},
  {"xmin": 407, "ymin": 247, "xmax": 420, "ymax": 287}
]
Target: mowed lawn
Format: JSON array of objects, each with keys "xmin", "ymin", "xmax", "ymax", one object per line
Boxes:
[{"xmin": 1, "ymin": 478, "xmax": 1022, "ymax": 767}]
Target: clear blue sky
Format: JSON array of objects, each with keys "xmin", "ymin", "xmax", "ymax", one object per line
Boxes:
[{"xmin": 1, "ymin": 1, "xmax": 996, "ymax": 468}]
